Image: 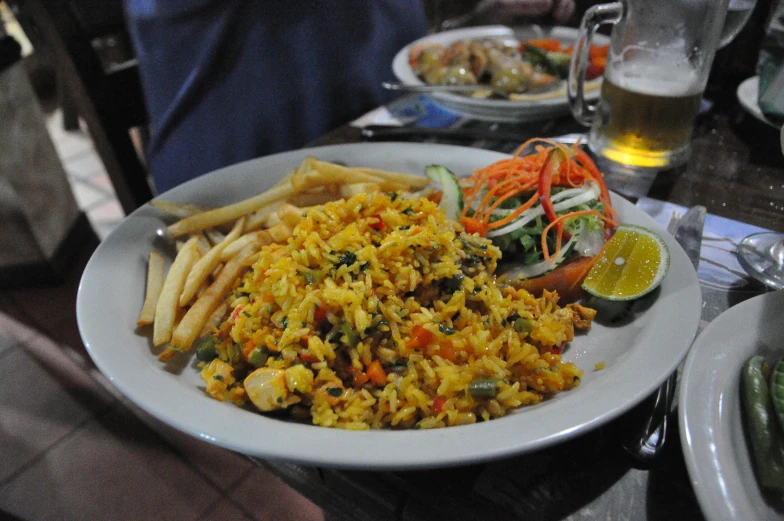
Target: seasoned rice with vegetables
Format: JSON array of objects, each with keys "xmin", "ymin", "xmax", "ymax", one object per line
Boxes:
[{"xmin": 198, "ymin": 191, "xmax": 596, "ymax": 429}]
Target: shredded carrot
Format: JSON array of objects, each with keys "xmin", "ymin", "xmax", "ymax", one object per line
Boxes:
[
  {"xmin": 366, "ymin": 360, "xmax": 387, "ymax": 386},
  {"xmin": 460, "ymin": 216, "xmax": 484, "ymax": 234},
  {"xmin": 460, "ymin": 140, "xmax": 617, "ymax": 241}
]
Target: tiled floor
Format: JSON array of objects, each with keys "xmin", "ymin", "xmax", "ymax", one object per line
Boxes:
[
  {"xmin": 0, "ymin": 110, "xmax": 325, "ymax": 521},
  {"xmin": 45, "ymin": 110, "xmax": 126, "ymax": 241}
]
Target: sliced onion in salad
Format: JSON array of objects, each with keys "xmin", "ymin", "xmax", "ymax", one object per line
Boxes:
[
  {"xmin": 500, "ymin": 222, "xmax": 584, "ymax": 278},
  {"xmin": 486, "ymin": 182, "xmax": 600, "ymax": 238}
]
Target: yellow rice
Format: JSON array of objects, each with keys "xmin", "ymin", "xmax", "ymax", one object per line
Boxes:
[{"xmin": 201, "ymin": 191, "xmax": 595, "ymax": 430}]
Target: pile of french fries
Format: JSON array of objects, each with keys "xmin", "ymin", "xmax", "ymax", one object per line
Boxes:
[{"xmin": 136, "ymin": 156, "xmax": 432, "ymax": 361}]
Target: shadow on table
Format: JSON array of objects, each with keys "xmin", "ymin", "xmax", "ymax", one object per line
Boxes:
[
  {"xmin": 366, "ymin": 410, "xmax": 704, "ymax": 520},
  {"xmin": 644, "ymin": 412, "xmax": 707, "ymax": 521},
  {"xmin": 727, "ymin": 110, "xmax": 783, "ymax": 168}
]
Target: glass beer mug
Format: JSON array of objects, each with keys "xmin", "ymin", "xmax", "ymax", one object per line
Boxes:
[{"xmin": 568, "ymin": 0, "xmax": 730, "ymax": 171}]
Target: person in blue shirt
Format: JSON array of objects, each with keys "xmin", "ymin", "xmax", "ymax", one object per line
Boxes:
[{"xmin": 125, "ymin": 0, "xmax": 574, "ymax": 193}]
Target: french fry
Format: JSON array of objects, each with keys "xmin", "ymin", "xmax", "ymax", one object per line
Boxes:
[
  {"xmin": 204, "ymin": 228, "xmax": 226, "ymax": 246},
  {"xmin": 276, "ymin": 203, "xmax": 305, "ymax": 229},
  {"xmin": 286, "ymin": 185, "xmax": 342, "ymax": 207},
  {"xmin": 153, "ymin": 236, "xmax": 200, "ymax": 347},
  {"xmin": 244, "ymin": 201, "xmax": 282, "ymax": 232},
  {"xmin": 339, "ymin": 182, "xmax": 380, "ymax": 198},
  {"xmin": 299, "ymin": 157, "xmax": 422, "ymax": 191},
  {"xmin": 149, "ymin": 200, "xmax": 209, "ymax": 219},
  {"xmin": 220, "ymin": 230, "xmax": 271, "ymax": 261},
  {"xmin": 196, "ymin": 234, "xmax": 212, "ymax": 256},
  {"xmin": 264, "ymin": 211, "xmax": 284, "ymax": 229},
  {"xmin": 169, "ymin": 242, "xmax": 261, "ymax": 351},
  {"xmin": 179, "ymin": 218, "xmax": 246, "ymax": 306},
  {"xmin": 199, "ymin": 301, "xmax": 229, "ymax": 337},
  {"xmin": 166, "ymin": 182, "xmax": 298, "ymax": 238},
  {"xmin": 353, "ymin": 168, "xmax": 430, "ymax": 189},
  {"xmin": 267, "ymin": 223, "xmax": 292, "ymax": 243},
  {"xmin": 137, "ymin": 251, "xmax": 165, "ymax": 327},
  {"xmin": 292, "ymin": 159, "xmax": 405, "ymax": 192}
]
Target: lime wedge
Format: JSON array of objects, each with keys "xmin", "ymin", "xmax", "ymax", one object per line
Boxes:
[{"xmin": 581, "ymin": 224, "xmax": 670, "ymax": 301}]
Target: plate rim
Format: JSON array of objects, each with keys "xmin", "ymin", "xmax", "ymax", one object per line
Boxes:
[
  {"xmin": 679, "ymin": 289, "xmax": 784, "ymax": 521},
  {"xmin": 77, "ymin": 142, "xmax": 702, "ymax": 470},
  {"xmin": 737, "ymin": 76, "xmax": 780, "ymax": 129}
]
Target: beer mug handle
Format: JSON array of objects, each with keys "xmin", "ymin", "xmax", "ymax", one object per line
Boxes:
[{"xmin": 568, "ymin": 1, "xmax": 625, "ymax": 127}]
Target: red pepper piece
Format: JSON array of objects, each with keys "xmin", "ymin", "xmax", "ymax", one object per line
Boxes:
[
  {"xmin": 408, "ymin": 324, "xmax": 435, "ymax": 351},
  {"xmin": 537, "ymin": 148, "xmax": 567, "ymax": 233},
  {"xmin": 369, "ymin": 214, "xmax": 386, "ymax": 231}
]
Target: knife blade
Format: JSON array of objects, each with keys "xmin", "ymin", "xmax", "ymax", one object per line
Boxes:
[{"xmin": 673, "ymin": 205, "xmax": 707, "ymax": 271}]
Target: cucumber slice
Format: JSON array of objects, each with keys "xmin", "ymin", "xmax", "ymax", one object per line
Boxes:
[{"xmin": 425, "ymin": 165, "xmax": 463, "ymax": 221}]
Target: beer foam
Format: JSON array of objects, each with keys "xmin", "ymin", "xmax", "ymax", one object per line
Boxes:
[{"xmin": 609, "ymin": 53, "xmax": 702, "ymax": 97}]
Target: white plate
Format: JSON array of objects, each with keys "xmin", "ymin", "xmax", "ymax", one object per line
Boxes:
[
  {"xmin": 77, "ymin": 142, "xmax": 700, "ymax": 470},
  {"xmin": 680, "ymin": 289, "xmax": 784, "ymax": 521},
  {"xmin": 391, "ymin": 25, "xmax": 607, "ymax": 122},
  {"xmin": 737, "ymin": 76, "xmax": 780, "ymax": 129}
]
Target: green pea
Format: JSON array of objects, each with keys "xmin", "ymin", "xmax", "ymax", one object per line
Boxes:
[
  {"xmin": 513, "ymin": 318, "xmax": 534, "ymax": 335},
  {"xmin": 304, "ymin": 270, "xmax": 323, "ymax": 285},
  {"xmin": 247, "ymin": 347, "xmax": 269, "ymax": 368},
  {"xmin": 195, "ymin": 336, "xmax": 217, "ymax": 362}
]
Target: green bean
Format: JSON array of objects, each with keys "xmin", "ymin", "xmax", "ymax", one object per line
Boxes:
[
  {"xmin": 341, "ymin": 323, "xmax": 358, "ymax": 349},
  {"xmin": 468, "ymin": 377, "xmax": 499, "ymax": 398},
  {"xmin": 770, "ymin": 359, "xmax": 784, "ymax": 432},
  {"xmin": 741, "ymin": 355, "xmax": 784, "ymax": 492}
]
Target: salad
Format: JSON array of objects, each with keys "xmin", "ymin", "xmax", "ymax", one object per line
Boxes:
[{"xmin": 428, "ymin": 140, "xmax": 618, "ymax": 299}]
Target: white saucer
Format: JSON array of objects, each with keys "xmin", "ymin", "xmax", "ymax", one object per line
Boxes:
[{"xmin": 737, "ymin": 76, "xmax": 781, "ymax": 129}]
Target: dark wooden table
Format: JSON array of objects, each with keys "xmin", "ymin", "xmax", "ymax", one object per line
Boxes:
[{"xmin": 248, "ymin": 77, "xmax": 784, "ymax": 521}]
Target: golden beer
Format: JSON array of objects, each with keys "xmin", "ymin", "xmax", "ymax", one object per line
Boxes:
[{"xmin": 590, "ymin": 76, "xmax": 702, "ymax": 169}]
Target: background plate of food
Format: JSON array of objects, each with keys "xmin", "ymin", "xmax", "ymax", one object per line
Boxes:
[
  {"xmin": 77, "ymin": 142, "xmax": 699, "ymax": 470},
  {"xmin": 391, "ymin": 25, "xmax": 609, "ymax": 122},
  {"xmin": 679, "ymin": 290, "xmax": 784, "ymax": 521}
]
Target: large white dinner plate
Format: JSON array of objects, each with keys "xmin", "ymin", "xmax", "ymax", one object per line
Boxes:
[
  {"xmin": 679, "ymin": 289, "xmax": 784, "ymax": 521},
  {"xmin": 78, "ymin": 143, "xmax": 700, "ymax": 470},
  {"xmin": 391, "ymin": 25, "xmax": 607, "ymax": 122}
]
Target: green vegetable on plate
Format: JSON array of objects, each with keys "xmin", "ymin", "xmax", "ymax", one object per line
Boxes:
[{"xmin": 741, "ymin": 355, "xmax": 784, "ymax": 493}]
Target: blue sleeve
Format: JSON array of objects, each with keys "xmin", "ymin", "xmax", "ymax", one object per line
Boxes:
[{"xmin": 125, "ymin": 0, "xmax": 427, "ymax": 192}]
